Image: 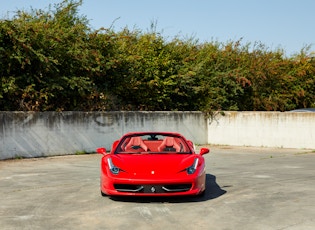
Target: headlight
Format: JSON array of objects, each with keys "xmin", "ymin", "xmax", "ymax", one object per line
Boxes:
[
  {"xmin": 107, "ymin": 158, "xmax": 120, "ymax": 175},
  {"xmin": 186, "ymin": 158, "xmax": 199, "ymax": 175}
]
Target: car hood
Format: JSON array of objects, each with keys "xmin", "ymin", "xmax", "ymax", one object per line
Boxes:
[{"xmin": 110, "ymin": 154, "xmax": 196, "ymax": 178}]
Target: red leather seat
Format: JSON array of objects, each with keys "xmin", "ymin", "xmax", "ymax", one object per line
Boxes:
[
  {"xmin": 158, "ymin": 137, "xmax": 181, "ymax": 152},
  {"xmin": 124, "ymin": 137, "xmax": 148, "ymax": 152}
]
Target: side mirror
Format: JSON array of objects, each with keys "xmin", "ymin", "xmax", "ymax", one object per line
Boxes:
[
  {"xmin": 199, "ymin": 147, "xmax": 210, "ymax": 155},
  {"xmin": 96, "ymin": 147, "xmax": 107, "ymax": 155}
]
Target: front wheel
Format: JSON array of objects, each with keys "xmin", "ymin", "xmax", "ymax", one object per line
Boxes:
[{"xmin": 101, "ymin": 190, "xmax": 107, "ymax": 197}]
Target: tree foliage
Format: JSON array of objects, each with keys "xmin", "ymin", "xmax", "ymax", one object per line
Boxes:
[{"xmin": 1, "ymin": 0, "xmax": 314, "ymax": 112}]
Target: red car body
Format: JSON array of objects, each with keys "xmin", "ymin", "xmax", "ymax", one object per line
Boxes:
[{"xmin": 96, "ymin": 132, "xmax": 210, "ymax": 197}]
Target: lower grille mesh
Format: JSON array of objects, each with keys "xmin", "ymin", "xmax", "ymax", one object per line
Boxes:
[{"xmin": 114, "ymin": 184, "xmax": 192, "ymax": 193}]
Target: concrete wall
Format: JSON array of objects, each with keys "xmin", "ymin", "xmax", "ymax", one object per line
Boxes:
[
  {"xmin": 1, "ymin": 111, "xmax": 314, "ymax": 160},
  {"xmin": 0, "ymin": 111, "xmax": 207, "ymax": 160},
  {"xmin": 208, "ymin": 111, "xmax": 315, "ymax": 149}
]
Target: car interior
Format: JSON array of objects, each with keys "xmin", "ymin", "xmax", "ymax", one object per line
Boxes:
[{"xmin": 118, "ymin": 134, "xmax": 190, "ymax": 153}]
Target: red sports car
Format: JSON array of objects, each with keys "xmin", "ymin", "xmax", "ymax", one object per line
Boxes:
[{"xmin": 96, "ymin": 132, "xmax": 210, "ymax": 196}]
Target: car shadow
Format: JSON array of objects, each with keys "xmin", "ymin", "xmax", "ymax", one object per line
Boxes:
[{"xmin": 110, "ymin": 174, "xmax": 226, "ymax": 203}]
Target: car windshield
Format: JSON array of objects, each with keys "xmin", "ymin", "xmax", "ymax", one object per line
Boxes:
[{"xmin": 115, "ymin": 134, "xmax": 192, "ymax": 154}]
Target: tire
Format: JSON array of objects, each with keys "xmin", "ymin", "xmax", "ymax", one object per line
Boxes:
[{"xmin": 101, "ymin": 190, "xmax": 107, "ymax": 197}]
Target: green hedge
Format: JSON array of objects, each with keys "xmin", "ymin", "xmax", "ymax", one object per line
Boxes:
[{"xmin": 1, "ymin": 0, "xmax": 314, "ymax": 112}]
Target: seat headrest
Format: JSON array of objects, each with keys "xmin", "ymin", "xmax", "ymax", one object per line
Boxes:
[{"xmin": 165, "ymin": 137, "xmax": 175, "ymax": 146}]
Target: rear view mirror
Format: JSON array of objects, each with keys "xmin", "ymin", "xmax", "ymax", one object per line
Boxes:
[
  {"xmin": 96, "ymin": 147, "xmax": 107, "ymax": 155},
  {"xmin": 199, "ymin": 147, "xmax": 210, "ymax": 155}
]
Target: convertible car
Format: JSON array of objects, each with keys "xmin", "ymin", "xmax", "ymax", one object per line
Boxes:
[{"xmin": 96, "ymin": 132, "xmax": 210, "ymax": 196}]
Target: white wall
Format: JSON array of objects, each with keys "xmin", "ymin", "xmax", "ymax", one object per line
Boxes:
[
  {"xmin": 1, "ymin": 111, "xmax": 314, "ymax": 160},
  {"xmin": 0, "ymin": 111, "xmax": 207, "ymax": 159},
  {"xmin": 208, "ymin": 111, "xmax": 315, "ymax": 149}
]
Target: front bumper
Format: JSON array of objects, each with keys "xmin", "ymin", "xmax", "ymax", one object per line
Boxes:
[{"xmin": 100, "ymin": 173, "xmax": 206, "ymax": 196}]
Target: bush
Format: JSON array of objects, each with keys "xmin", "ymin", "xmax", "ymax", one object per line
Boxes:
[{"xmin": 1, "ymin": 0, "xmax": 314, "ymax": 112}]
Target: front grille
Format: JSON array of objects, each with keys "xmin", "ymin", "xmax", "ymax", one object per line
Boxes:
[
  {"xmin": 162, "ymin": 184, "xmax": 191, "ymax": 192},
  {"xmin": 114, "ymin": 184, "xmax": 144, "ymax": 192},
  {"xmin": 114, "ymin": 183, "xmax": 192, "ymax": 193}
]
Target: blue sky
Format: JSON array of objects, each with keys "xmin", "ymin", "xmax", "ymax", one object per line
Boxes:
[{"xmin": 1, "ymin": 0, "xmax": 314, "ymax": 56}]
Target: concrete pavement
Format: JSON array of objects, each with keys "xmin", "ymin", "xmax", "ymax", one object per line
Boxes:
[{"xmin": 0, "ymin": 146, "xmax": 314, "ymax": 230}]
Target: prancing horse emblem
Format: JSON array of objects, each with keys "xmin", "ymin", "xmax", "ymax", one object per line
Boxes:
[{"xmin": 151, "ymin": 187, "xmax": 156, "ymax": 193}]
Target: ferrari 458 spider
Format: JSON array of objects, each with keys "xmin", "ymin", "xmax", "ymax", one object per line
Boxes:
[{"xmin": 96, "ymin": 132, "xmax": 210, "ymax": 196}]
